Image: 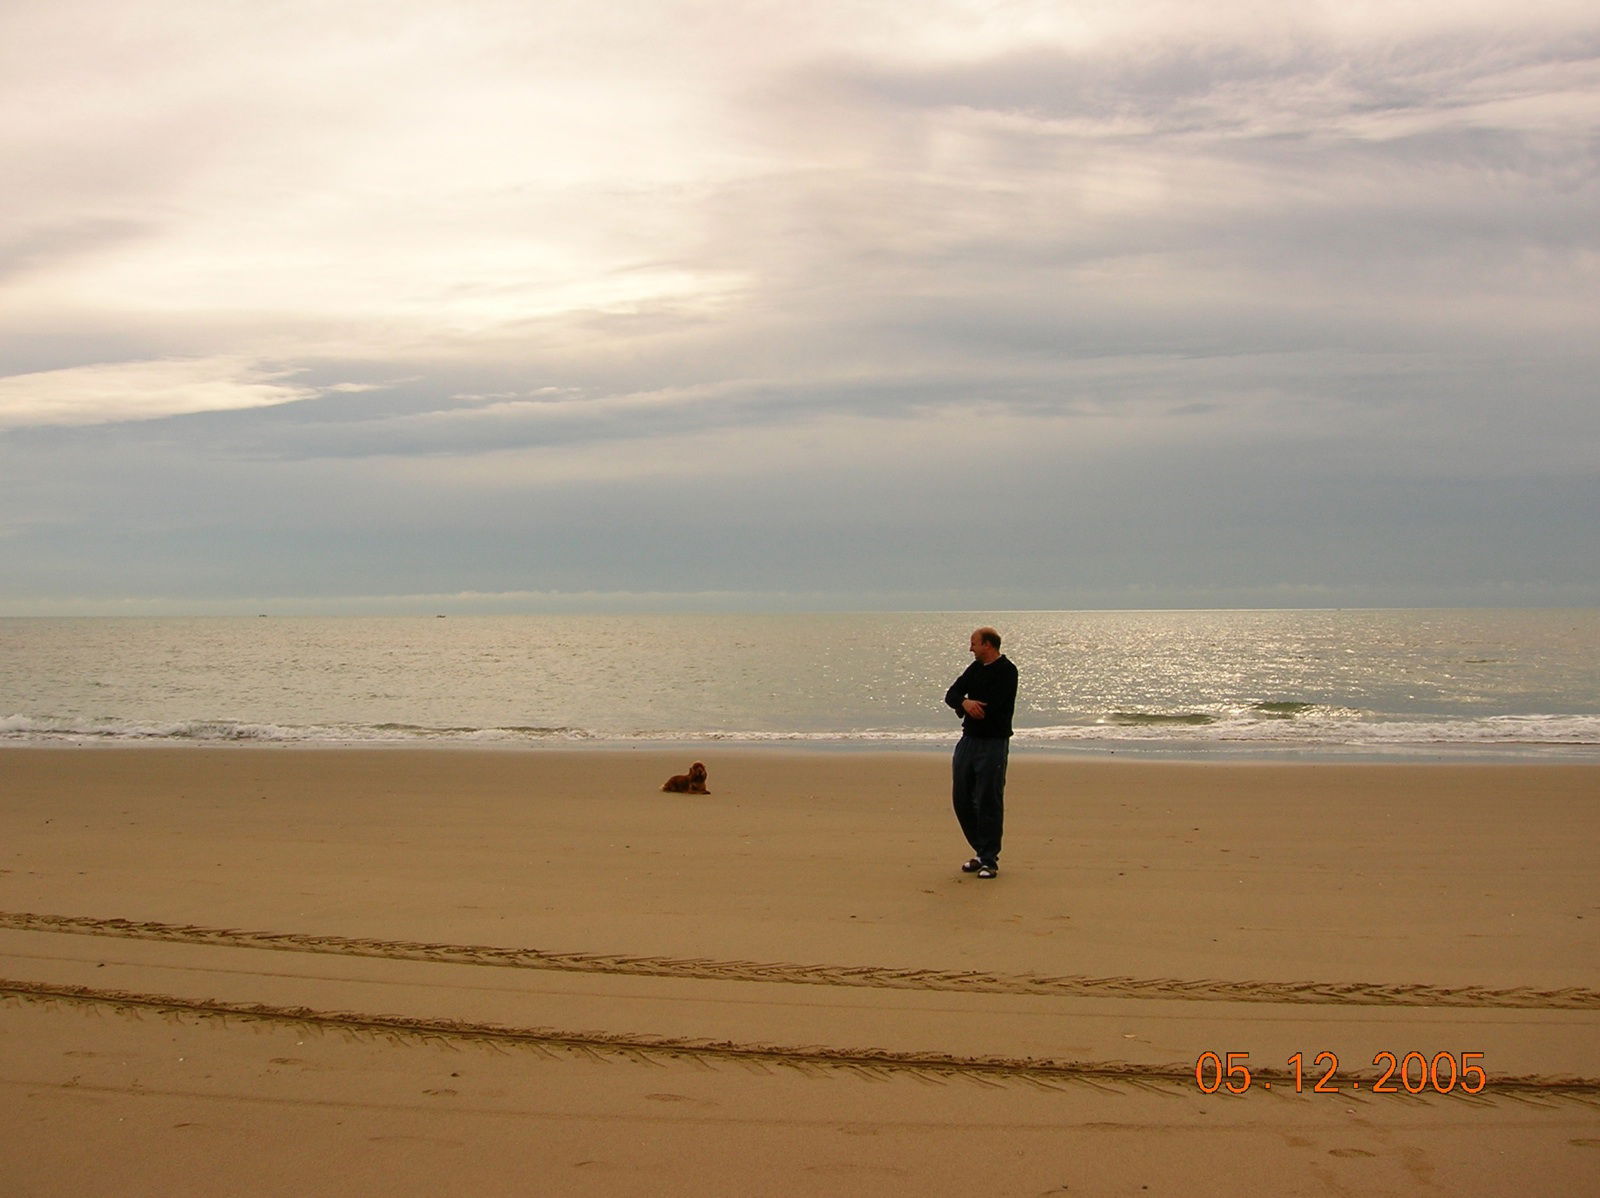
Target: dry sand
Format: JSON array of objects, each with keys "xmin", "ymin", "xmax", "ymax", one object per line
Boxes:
[{"xmin": 2, "ymin": 747, "xmax": 1597, "ymax": 1195}]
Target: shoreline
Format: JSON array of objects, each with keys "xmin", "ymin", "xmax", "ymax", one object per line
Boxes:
[
  {"xmin": 4, "ymin": 747, "xmax": 1597, "ymax": 1194},
  {"xmin": 5, "ymin": 735, "xmax": 1599, "ymax": 764}
]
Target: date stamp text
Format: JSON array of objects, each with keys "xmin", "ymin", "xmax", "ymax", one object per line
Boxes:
[{"xmin": 1194, "ymin": 1051, "xmax": 1487, "ymax": 1095}]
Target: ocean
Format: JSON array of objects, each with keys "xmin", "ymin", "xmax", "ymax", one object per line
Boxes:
[{"xmin": 2, "ymin": 610, "xmax": 1598, "ymax": 760}]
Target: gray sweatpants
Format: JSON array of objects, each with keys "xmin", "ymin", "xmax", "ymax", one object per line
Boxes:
[{"xmin": 951, "ymin": 734, "xmax": 1009, "ymax": 866}]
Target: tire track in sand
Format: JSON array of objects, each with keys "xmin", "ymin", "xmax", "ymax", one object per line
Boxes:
[
  {"xmin": 5, "ymin": 977, "xmax": 1600, "ymax": 1103},
  {"xmin": 3, "ymin": 910, "xmax": 1597, "ymax": 1011}
]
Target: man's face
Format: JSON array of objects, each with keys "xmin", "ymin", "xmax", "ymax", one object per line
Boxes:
[{"xmin": 970, "ymin": 631, "xmax": 995, "ymax": 663}]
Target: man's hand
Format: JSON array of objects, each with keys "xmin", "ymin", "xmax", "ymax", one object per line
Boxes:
[{"xmin": 962, "ymin": 699, "xmax": 987, "ymax": 719}]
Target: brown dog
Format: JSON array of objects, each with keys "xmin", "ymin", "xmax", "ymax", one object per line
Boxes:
[{"xmin": 661, "ymin": 761, "xmax": 709, "ymax": 794}]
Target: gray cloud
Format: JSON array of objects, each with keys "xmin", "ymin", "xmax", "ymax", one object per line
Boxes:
[
  {"xmin": 1, "ymin": 1, "xmax": 1596, "ymax": 612},
  {"xmin": 821, "ymin": 27, "xmax": 1600, "ymax": 128}
]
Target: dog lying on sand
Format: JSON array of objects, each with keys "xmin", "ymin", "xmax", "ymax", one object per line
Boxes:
[{"xmin": 661, "ymin": 761, "xmax": 709, "ymax": 794}]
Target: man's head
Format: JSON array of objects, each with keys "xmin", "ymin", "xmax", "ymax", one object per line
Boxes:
[{"xmin": 969, "ymin": 626, "xmax": 1002, "ymax": 665}]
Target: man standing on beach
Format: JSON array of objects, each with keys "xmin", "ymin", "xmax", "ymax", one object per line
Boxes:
[{"xmin": 945, "ymin": 626, "xmax": 1018, "ymax": 880}]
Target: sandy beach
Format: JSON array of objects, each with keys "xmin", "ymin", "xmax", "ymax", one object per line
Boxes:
[{"xmin": 2, "ymin": 747, "xmax": 1597, "ymax": 1195}]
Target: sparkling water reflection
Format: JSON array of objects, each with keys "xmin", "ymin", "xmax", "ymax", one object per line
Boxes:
[{"xmin": 2, "ymin": 610, "xmax": 1596, "ymax": 757}]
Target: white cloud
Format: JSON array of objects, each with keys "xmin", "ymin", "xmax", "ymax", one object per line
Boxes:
[
  {"xmin": 0, "ymin": 358, "xmax": 315, "ymax": 430},
  {"xmin": 0, "ymin": 0, "xmax": 1595, "ymax": 608}
]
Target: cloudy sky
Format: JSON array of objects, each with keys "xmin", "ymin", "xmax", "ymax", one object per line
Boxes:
[{"xmin": 2, "ymin": 0, "xmax": 1596, "ymax": 614}]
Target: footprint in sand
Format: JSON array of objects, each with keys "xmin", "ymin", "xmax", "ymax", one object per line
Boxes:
[
  {"xmin": 643, "ymin": 1092, "xmax": 722, "ymax": 1109},
  {"xmin": 804, "ymin": 1162, "xmax": 906, "ymax": 1177},
  {"xmin": 1328, "ymin": 1148, "xmax": 1377, "ymax": 1159},
  {"xmin": 1570, "ymin": 1139, "xmax": 1600, "ymax": 1149}
]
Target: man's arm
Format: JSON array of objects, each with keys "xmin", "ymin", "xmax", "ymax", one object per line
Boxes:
[
  {"xmin": 944, "ymin": 665, "xmax": 983, "ymax": 717},
  {"xmin": 944, "ymin": 677, "xmax": 965, "ymax": 713}
]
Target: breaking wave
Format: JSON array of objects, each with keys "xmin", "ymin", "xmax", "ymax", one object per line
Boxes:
[
  {"xmin": 4, "ymin": 709, "xmax": 1597, "ymax": 754},
  {"xmin": 0, "ymin": 715, "xmax": 590, "ymax": 744}
]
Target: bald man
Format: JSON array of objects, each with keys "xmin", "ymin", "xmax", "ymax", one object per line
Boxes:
[{"xmin": 943, "ymin": 626, "xmax": 1019, "ymax": 879}]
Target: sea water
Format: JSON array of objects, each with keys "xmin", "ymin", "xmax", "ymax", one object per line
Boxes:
[{"xmin": 2, "ymin": 610, "xmax": 1597, "ymax": 759}]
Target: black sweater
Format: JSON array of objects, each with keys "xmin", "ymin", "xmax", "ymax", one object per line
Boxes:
[{"xmin": 944, "ymin": 655, "xmax": 1018, "ymax": 738}]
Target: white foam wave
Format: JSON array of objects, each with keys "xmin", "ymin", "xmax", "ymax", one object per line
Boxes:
[
  {"xmin": 0, "ymin": 715, "xmax": 588, "ymax": 744},
  {"xmin": 4, "ymin": 711, "xmax": 1596, "ymax": 750},
  {"xmin": 1022, "ymin": 711, "xmax": 1600, "ymax": 746}
]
